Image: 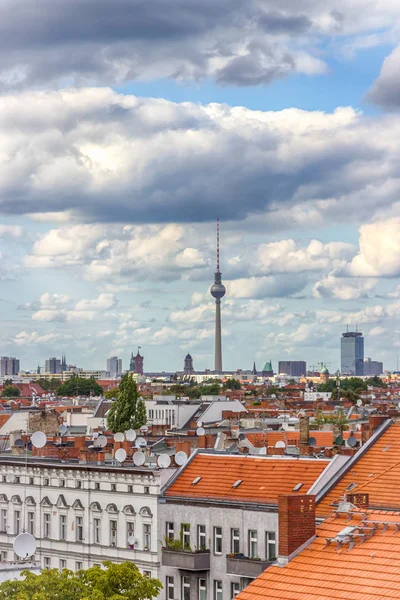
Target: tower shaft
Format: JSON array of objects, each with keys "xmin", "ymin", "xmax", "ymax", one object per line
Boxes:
[{"xmin": 214, "ymin": 298, "xmax": 222, "ymax": 372}]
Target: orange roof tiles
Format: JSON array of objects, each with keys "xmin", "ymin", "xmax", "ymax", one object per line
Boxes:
[
  {"xmin": 237, "ymin": 509, "xmax": 400, "ymax": 600},
  {"xmin": 165, "ymin": 453, "xmax": 329, "ymax": 504},
  {"xmin": 318, "ymin": 421, "xmax": 400, "ymax": 515}
]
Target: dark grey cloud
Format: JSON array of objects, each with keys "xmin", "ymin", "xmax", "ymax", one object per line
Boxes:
[
  {"xmin": 0, "ymin": 0, "xmax": 334, "ymax": 89},
  {"xmin": 367, "ymin": 45, "xmax": 400, "ymax": 109}
]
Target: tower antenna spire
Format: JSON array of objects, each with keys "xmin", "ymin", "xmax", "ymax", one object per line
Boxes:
[
  {"xmin": 210, "ymin": 218, "xmax": 226, "ymax": 373},
  {"xmin": 216, "ymin": 217, "xmax": 220, "ymax": 272}
]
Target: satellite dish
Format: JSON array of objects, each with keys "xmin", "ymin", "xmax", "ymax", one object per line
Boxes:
[
  {"xmin": 356, "ymin": 399, "xmax": 363, "ymax": 407},
  {"xmin": 197, "ymin": 421, "xmax": 203, "ymax": 428},
  {"xmin": 334, "ymin": 436, "xmax": 344, "ymax": 446},
  {"xmin": 238, "ymin": 433, "xmax": 246, "ymax": 441},
  {"xmin": 13, "ymin": 533, "xmax": 36, "ymax": 559},
  {"xmin": 125, "ymin": 429, "xmax": 136, "ymax": 442},
  {"xmin": 259, "ymin": 447, "xmax": 267, "ymax": 455},
  {"xmin": 275, "ymin": 440, "xmax": 286, "ymax": 449},
  {"xmin": 157, "ymin": 454, "xmax": 171, "ymax": 469},
  {"xmin": 133, "ymin": 451, "xmax": 146, "ymax": 466},
  {"xmin": 127, "ymin": 535, "xmax": 136, "ymax": 546},
  {"xmin": 97, "ymin": 435, "xmax": 107, "ymax": 448},
  {"xmin": 8, "ymin": 474, "xmax": 16, "ymax": 483},
  {"xmin": 271, "ymin": 394, "xmax": 276, "ymax": 399},
  {"xmin": 348, "ymin": 436, "xmax": 357, "ymax": 448},
  {"xmin": 196, "ymin": 427, "xmax": 205, "ymax": 436},
  {"xmin": 135, "ymin": 437, "xmax": 147, "ymax": 448},
  {"xmin": 175, "ymin": 451, "xmax": 188, "ymax": 466},
  {"xmin": 140, "ymin": 425, "xmax": 148, "ymax": 433},
  {"xmin": 114, "ymin": 432, "xmax": 125, "ymax": 442},
  {"xmin": 14, "ymin": 439, "xmax": 25, "ymax": 448},
  {"xmin": 115, "ymin": 448, "xmax": 127, "ymax": 463},
  {"xmin": 308, "ymin": 437, "xmax": 317, "ymax": 447},
  {"xmin": 59, "ymin": 424, "xmax": 68, "ymax": 435},
  {"xmin": 31, "ymin": 431, "xmax": 47, "ymax": 449}
]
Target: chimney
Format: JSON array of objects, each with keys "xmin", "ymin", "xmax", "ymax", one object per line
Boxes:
[
  {"xmin": 346, "ymin": 492, "xmax": 369, "ymax": 510},
  {"xmin": 299, "ymin": 417, "xmax": 310, "ymax": 445},
  {"xmin": 369, "ymin": 415, "xmax": 388, "ymax": 436},
  {"xmin": 360, "ymin": 423, "xmax": 369, "ymax": 445},
  {"xmin": 278, "ymin": 494, "xmax": 316, "ymax": 564}
]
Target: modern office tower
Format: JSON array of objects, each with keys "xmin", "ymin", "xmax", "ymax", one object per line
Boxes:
[
  {"xmin": 0, "ymin": 357, "xmax": 20, "ymax": 377},
  {"xmin": 210, "ymin": 219, "xmax": 226, "ymax": 372},
  {"xmin": 364, "ymin": 358, "xmax": 383, "ymax": 376},
  {"xmin": 184, "ymin": 353, "xmax": 194, "ymax": 375},
  {"xmin": 44, "ymin": 357, "xmax": 61, "ymax": 374},
  {"xmin": 106, "ymin": 356, "xmax": 122, "ymax": 378},
  {"xmin": 341, "ymin": 330, "xmax": 364, "ymax": 376},
  {"xmin": 278, "ymin": 361, "xmax": 307, "ymax": 377}
]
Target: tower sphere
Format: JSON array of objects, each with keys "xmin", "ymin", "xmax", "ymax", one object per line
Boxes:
[{"xmin": 210, "ymin": 282, "xmax": 226, "ymax": 299}]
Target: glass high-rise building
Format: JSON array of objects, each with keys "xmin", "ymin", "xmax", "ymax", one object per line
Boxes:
[{"xmin": 341, "ymin": 331, "xmax": 364, "ymax": 376}]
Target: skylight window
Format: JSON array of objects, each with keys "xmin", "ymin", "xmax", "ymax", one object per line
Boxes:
[
  {"xmin": 232, "ymin": 479, "xmax": 243, "ymax": 488},
  {"xmin": 293, "ymin": 483, "xmax": 303, "ymax": 492},
  {"xmin": 345, "ymin": 482, "xmax": 357, "ymax": 492},
  {"xmin": 192, "ymin": 477, "xmax": 201, "ymax": 485}
]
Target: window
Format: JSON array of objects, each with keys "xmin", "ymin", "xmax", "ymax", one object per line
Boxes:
[
  {"xmin": 59, "ymin": 514, "xmax": 67, "ymax": 540},
  {"xmin": 127, "ymin": 522, "xmax": 134, "ymax": 546},
  {"xmin": 44, "ymin": 513, "xmax": 51, "ymax": 538},
  {"xmin": 214, "ymin": 580, "xmax": 223, "ymax": 600},
  {"xmin": 44, "ymin": 478, "xmax": 49, "ymax": 486},
  {"xmin": 59, "ymin": 559, "xmax": 67, "ymax": 570},
  {"xmin": 144, "ymin": 571, "xmax": 151, "ymax": 578},
  {"xmin": 94, "ymin": 518, "xmax": 101, "ymax": 544},
  {"xmin": 197, "ymin": 525, "xmax": 206, "ymax": 550},
  {"xmin": 76, "ymin": 516, "xmax": 83, "ymax": 542},
  {"xmin": 144, "ymin": 486, "xmax": 150, "ymax": 494},
  {"xmin": 0, "ymin": 551, "xmax": 7, "ymax": 562},
  {"xmin": 44, "ymin": 557, "xmax": 51, "ymax": 569},
  {"xmin": 28, "ymin": 511, "xmax": 35, "ymax": 536},
  {"xmin": 231, "ymin": 582, "xmax": 240, "ymax": 599},
  {"xmin": 182, "ymin": 576, "xmax": 190, "ymax": 600},
  {"xmin": 214, "ymin": 526, "xmax": 222, "ymax": 555},
  {"xmin": 166, "ymin": 522, "xmax": 174, "ymax": 541},
  {"xmin": 14, "ymin": 510, "xmax": 20, "ymax": 535},
  {"xmin": 199, "ymin": 578, "xmax": 207, "ymax": 600},
  {"xmin": 144, "ymin": 524, "xmax": 151, "ymax": 550},
  {"xmin": 15, "ymin": 476, "xmax": 20, "ymax": 484},
  {"xmin": 1, "ymin": 476, "xmax": 5, "ymax": 483},
  {"xmin": 111, "ymin": 483, "xmax": 117, "ymax": 492},
  {"xmin": 231, "ymin": 528, "xmax": 240, "ymax": 554},
  {"xmin": 166, "ymin": 576, "xmax": 174, "ymax": 600},
  {"xmin": 128, "ymin": 485, "xmax": 133, "ymax": 493},
  {"xmin": 29, "ymin": 477, "xmax": 34, "ymax": 485},
  {"xmin": 110, "ymin": 520, "xmax": 117, "ymax": 546},
  {"xmin": 76, "ymin": 480, "xmax": 82, "ymax": 489},
  {"xmin": 181, "ymin": 524, "xmax": 190, "ymax": 549},
  {"xmin": 265, "ymin": 531, "xmax": 276, "ymax": 561},
  {"xmin": 75, "ymin": 561, "xmax": 83, "ymax": 571},
  {"xmin": 60, "ymin": 479, "xmax": 65, "ymax": 487},
  {"xmin": 248, "ymin": 530, "xmax": 257, "ymax": 559},
  {"xmin": 95, "ymin": 482, "xmax": 100, "ymax": 490},
  {"xmin": 0, "ymin": 509, "xmax": 7, "ymax": 532}
]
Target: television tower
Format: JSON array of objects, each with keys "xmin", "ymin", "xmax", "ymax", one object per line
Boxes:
[{"xmin": 210, "ymin": 218, "xmax": 226, "ymax": 372}]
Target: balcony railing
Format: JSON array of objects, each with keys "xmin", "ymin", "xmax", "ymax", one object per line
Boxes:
[
  {"xmin": 226, "ymin": 555, "xmax": 272, "ymax": 578},
  {"xmin": 161, "ymin": 549, "xmax": 210, "ymax": 571}
]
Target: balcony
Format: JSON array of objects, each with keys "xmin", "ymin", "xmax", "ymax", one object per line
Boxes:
[
  {"xmin": 226, "ymin": 555, "xmax": 272, "ymax": 578},
  {"xmin": 161, "ymin": 549, "xmax": 210, "ymax": 571}
]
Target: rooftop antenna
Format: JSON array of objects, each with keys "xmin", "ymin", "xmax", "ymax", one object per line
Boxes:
[{"xmin": 216, "ymin": 217, "xmax": 220, "ymax": 273}]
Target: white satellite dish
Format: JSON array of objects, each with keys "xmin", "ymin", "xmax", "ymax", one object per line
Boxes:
[
  {"xmin": 196, "ymin": 427, "xmax": 205, "ymax": 436},
  {"xmin": 133, "ymin": 451, "xmax": 146, "ymax": 466},
  {"xmin": 13, "ymin": 533, "xmax": 37, "ymax": 559},
  {"xmin": 59, "ymin": 424, "xmax": 68, "ymax": 435},
  {"xmin": 140, "ymin": 425, "xmax": 148, "ymax": 433},
  {"xmin": 197, "ymin": 421, "xmax": 203, "ymax": 428},
  {"xmin": 357, "ymin": 399, "xmax": 363, "ymax": 407},
  {"xmin": 115, "ymin": 448, "xmax": 127, "ymax": 463},
  {"xmin": 157, "ymin": 454, "xmax": 171, "ymax": 469},
  {"xmin": 135, "ymin": 437, "xmax": 147, "ymax": 448},
  {"xmin": 114, "ymin": 432, "xmax": 125, "ymax": 442},
  {"xmin": 97, "ymin": 435, "xmax": 107, "ymax": 448},
  {"xmin": 175, "ymin": 451, "xmax": 188, "ymax": 466},
  {"xmin": 31, "ymin": 431, "xmax": 47, "ymax": 449},
  {"xmin": 8, "ymin": 474, "xmax": 16, "ymax": 483},
  {"xmin": 275, "ymin": 440, "xmax": 286, "ymax": 449},
  {"xmin": 259, "ymin": 447, "xmax": 267, "ymax": 455},
  {"xmin": 125, "ymin": 429, "xmax": 137, "ymax": 442},
  {"xmin": 127, "ymin": 535, "xmax": 136, "ymax": 546}
]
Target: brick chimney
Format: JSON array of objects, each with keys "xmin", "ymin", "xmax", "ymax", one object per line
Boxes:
[
  {"xmin": 299, "ymin": 417, "xmax": 310, "ymax": 445},
  {"xmin": 369, "ymin": 415, "xmax": 388, "ymax": 436},
  {"xmin": 278, "ymin": 494, "xmax": 316, "ymax": 564},
  {"xmin": 346, "ymin": 492, "xmax": 369, "ymax": 510}
]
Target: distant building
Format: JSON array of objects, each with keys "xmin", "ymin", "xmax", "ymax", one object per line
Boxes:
[
  {"xmin": 183, "ymin": 353, "xmax": 194, "ymax": 375},
  {"xmin": 278, "ymin": 361, "xmax": 306, "ymax": 377},
  {"xmin": 106, "ymin": 356, "xmax": 122, "ymax": 378},
  {"xmin": 262, "ymin": 360, "xmax": 273, "ymax": 377},
  {"xmin": 0, "ymin": 357, "xmax": 20, "ymax": 377},
  {"xmin": 341, "ymin": 331, "xmax": 364, "ymax": 376},
  {"xmin": 61, "ymin": 354, "xmax": 67, "ymax": 372},
  {"xmin": 364, "ymin": 357, "xmax": 383, "ymax": 376},
  {"xmin": 44, "ymin": 357, "xmax": 61, "ymax": 374},
  {"xmin": 133, "ymin": 348, "xmax": 144, "ymax": 375}
]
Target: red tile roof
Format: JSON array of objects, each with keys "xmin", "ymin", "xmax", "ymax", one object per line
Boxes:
[
  {"xmin": 237, "ymin": 509, "xmax": 400, "ymax": 600},
  {"xmin": 165, "ymin": 453, "xmax": 329, "ymax": 504}
]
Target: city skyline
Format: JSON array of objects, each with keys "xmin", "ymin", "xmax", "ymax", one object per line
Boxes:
[{"xmin": 1, "ymin": 2, "xmax": 400, "ymax": 370}]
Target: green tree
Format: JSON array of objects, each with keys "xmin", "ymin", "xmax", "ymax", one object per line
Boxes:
[
  {"xmin": 199, "ymin": 383, "xmax": 221, "ymax": 395},
  {"xmin": 3, "ymin": 379, "xmax": 12, "ymax": 386},
  {"xmin": 35, "ymin": 378, "xmax": 61, "ymax": 392},
  {"xmin": 57, "ymin": 376, "xmax": 103, "ymax": 397},
  {"xmin": 107, "ymin": 373, "xmax": 139, "ymax": 433},
  {"xmin": 2, "ymin": 386, "xmax": 20, "ymax": 398},
  {"xmin": 104, "ymin": 387, "xmax": 119, "ymax": 399},
  {"xmin": 222, "ymin": 378, "xmax": 241, "ymax": 390},
  {"xmin": 134, "ymin": 397, "xmax": 147, "ymax": 429},
  {"xmin": 366, "ymin": 376, "xmax": 387, "ymax": 388},
  {"xmin": 0, "ymin": 560, "xmax": 162, "ymax": 600}
]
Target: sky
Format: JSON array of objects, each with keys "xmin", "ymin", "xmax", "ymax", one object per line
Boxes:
[{"xmin": 2, "ymin": 1, "xmax": 400, "ymax": 373}]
